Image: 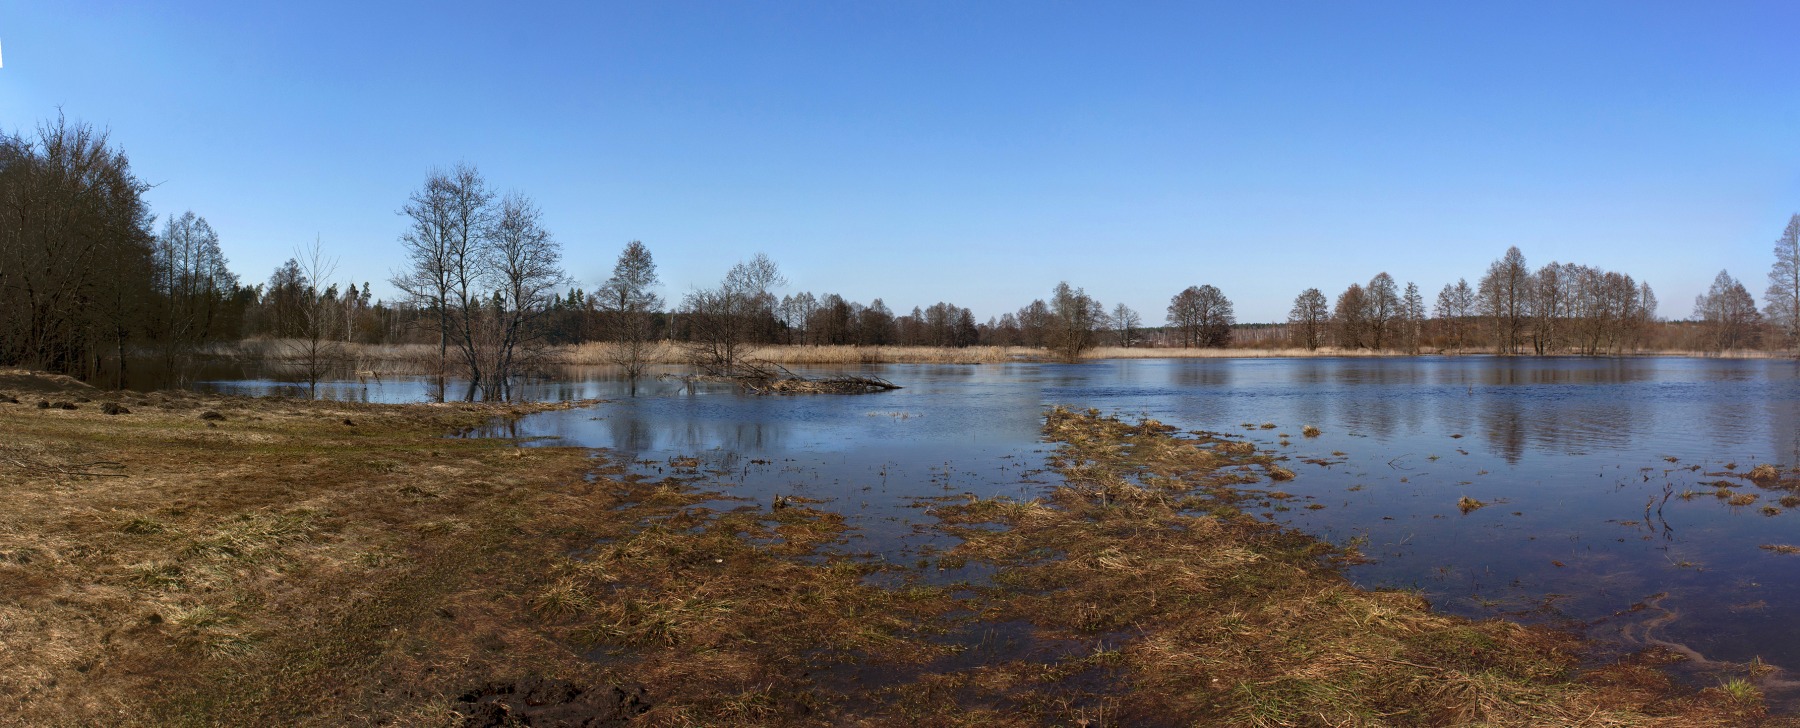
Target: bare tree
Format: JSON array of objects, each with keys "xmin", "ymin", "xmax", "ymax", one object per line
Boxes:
[
  {"xmin": 599, "ymin": 240, "xmax": 663, "ymax": 383},
  {"xmin": 481, "ymin": 192, "xmax": 566, "ymax": 400},
  {"xmin": 1288, "ymin": 288, "xmax": 1329, "ymax": 350},
  {"xmin": 1434, "ymin": 279, "xmax": 1475, "ymax": 351},
  {"xmin": 1112, "ymin": 303, "xmax": 1143, "ymax": 348},
  {"xmin": 150, "ymin": 211, "xmax": 237, "ymax": 376},
  {"xmin": 1527, "ymin": 262, "xmax": 1569, "ymax": 354},
  {"xmin": 1017, "ymin": 299, "xmax": 1051, "ymax": 348},
  {"xmin": 1694, "ymin": 270, "xmax": 1761, "ymax": 352},
  {"xmin": 1365, "ymin": 273, "xmax": 1400, "ymax": 349},
  {"xmin": 0, "ymin": 116, "xmax": 155, "ymax": 381},
  {"xmin": 1767, "ymin": 214, "xmax": 1800, "ymax": 355},
  {"xmin": 290, "ymin": 239, "xmax": 342, "ymax": 398},
  {"xmin": 393, "ymin": 163, "xmax": 494, "ymax": 389},
  {"xmin": 683, "ymin": 253, "xmax": 783, "ymax": 374},
  {"xmin": 1167, "ymin": 285, "xmax": 1233, "ymax": 348},
  {"xmin": 1333, "ymin": 284, "xmax": 1368, "ymax": 349},
  {"xmin": 1401, "ymin": 281, "xmax": 1425, "ymax": 354},
  {"xmin": 1479, "ymin": 246, "xmax": 1533, "ymax": 354},
  {"xmin": 1047, "ymin": 282, "xmax": 1105, "ymax": 360},
  {"xmin": 1167, "ymin": 287, "xmax": 1203, "ymax": 348}
]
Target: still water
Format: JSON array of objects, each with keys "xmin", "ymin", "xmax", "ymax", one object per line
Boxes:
[{"xmin": 205, "ymin": 357, "xmax": 1800, "ymax": 691}]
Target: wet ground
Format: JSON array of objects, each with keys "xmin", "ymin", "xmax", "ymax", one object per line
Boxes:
[{"xmin": 203, "ymin": 356, "xmax": 1800, "ymax": 703}]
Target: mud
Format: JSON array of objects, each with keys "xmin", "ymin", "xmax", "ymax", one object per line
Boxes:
[{"xmin": 455, "ymin": 677, "xmax": 650, "ymax": 727}]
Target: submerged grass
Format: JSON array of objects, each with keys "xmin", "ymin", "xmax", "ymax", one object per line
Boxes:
[{"xmin": 915, "ymin": 408, "xmax": 1770, "ymax": 726}]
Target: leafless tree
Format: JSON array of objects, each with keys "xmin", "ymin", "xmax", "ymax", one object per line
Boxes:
[
  {"xmin": 1694, "ymin": 270, "xmax": 1761, "ymax": 352},
  {"xmin": 1333, "ymin": 284, "xmax": 1368, "ymax": 349},
  {"xmin": 683, "ymin": 253, "xmax": 783, "ymax": 375},
  {"xmin": 1527, "ymin": 262, "xmax": 1571, "ymax": 354},
  {"xmin": 1017, "ymin": 300, "xmax": 1051, "ymax": 348},
  {"xmin": 290, "ymin": 239, "xmax": 343, "ymax": 398},
  {"xmin": 861, "ymin": 299, "xmax": 897, "ymax": 345},
  {"xmin": 0, "ymin": 116, "xmax": 155, "ymax": 382},
  {"xmin": 1434, "ymin": 279, "xmax": 1475, "ymax": 351},
  {"xmin": 1401, "ymin": 281, "xmax": 1425, "ymax": 354},
  {"xmin": 480, "ymin": 192, "xmax": 566, "ymax": 400},
  {"xmin": 150, "ymin": 211, "xmax": 237, "ymax": 377},
  {"xmin": 1112, "ymin": 303, "xmax": 1143, "ymax": 348},
  {"xmin": 599, "ymin": 240, "xmax": 663, "ymax": 383},
  {"xmin": 1766, "ymin": 214, "xmax": 1800, "ymax": 355},
  {"xmin": 1047, "ymin": 282, "xmax": 1105, "ymax": 360},
  {"xmin": 393, "ymin": 163, "xmax": 494, "ymax": 388},
  {"xmin": 1365, "ymin": 273, "xmax": 1400, "ymax": 349},
  {"xmin": 1288, "ymin": 288, "xmax": 1329, "ymax": 350},
  {"xmin": 1167, "ymin": 285, "xmax": 1233, "ymax": 348},
  {"xmin": 1479, "ymin": 246, "xmax": 1533, "ymax": 354}
]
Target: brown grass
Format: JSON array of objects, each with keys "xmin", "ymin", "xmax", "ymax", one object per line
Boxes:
[
  {"xmin": 0, "ymin": 373, "xmax": 1776, "ymax": 725},
  {"xmin": 915, "ymin": 408, "xmax": 1764, "ymax": 726},
  {"xmin": 0, "ymin": 376, "xmax": 605, "ymax": 724}
]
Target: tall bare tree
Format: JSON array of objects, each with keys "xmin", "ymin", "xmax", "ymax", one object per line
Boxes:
[
  {"xmin": 599, "ymin": 240, "xmax": 663, "ymax": 382},
  {"xmin": 1365, "ymin": 273, "xmax": 1400, "ymax": 349},
  {"xmin": 1401, "ymin": 281, "xmax": 1425, "ymax": 354},
  {"xmin": 1479, "ymin": 246, "xmax": 1532, "ymax": 354},
  {"xmin": 481, "ymin": 192, "xmax": 566, "ymax": 399},
  {"xmin": 1528, "ymin": 262, "xmax": 1571, "ymax": 354},
  {"xmin": 1112, "ymin": 303, "xmax": 1143, "ymax": 348},
  {"xmin": 1767, "ymin": 214, "xmax": 1800, "ymax": 355},
  {"xmin": 150, "ymin": 210, "xmax": 237, "ymax": 375},
  {"xmin": 1694, "ymin": 270, "xmax": 1761, "ymax": 352},
  {"xmin": 1288, "ymin": 288, "xmax": 1329, "ymax": 350},
  {"xmin": 1333, "ymin": 284, "xmax": 1369, "ymax": 349},
  {"xmin": 290, "ymin": 239, "xmax": 342, "ymax": 398},
  {"xmin": 1434, "ymin": 279, "xmax": 1475, "ymax": 351},
  {"xmin": 683, "ymin": 253, "xmax": 783, "ymax": 374},
  {"xmin": 1047, "ymin": 282, "xmax": 1105, "ymax": 360},
  {"xmin": 1167, "ymin": 285, "xmax": 1233, "ymax": 348},
  {"xmin": 394, "ymin": 163, "xmax": 494, "ymax": 388},
  {"xmin": 0, "ymin": 116, "xmax": 155, "ymax": 381}
]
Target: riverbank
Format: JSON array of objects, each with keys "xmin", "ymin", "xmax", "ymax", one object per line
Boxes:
[
  {"xmin": 206, "ymin": 341, "xmax": 1795, "ymax": 378},
  {"xmin": 0, "ymin": 371, "xmax": 1778, "ymax": 724}
]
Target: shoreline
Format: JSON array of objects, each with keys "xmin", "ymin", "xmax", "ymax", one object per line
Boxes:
[
  {"xmin": 0, "ymin": 370, "xmax": 1772, "ymax": 724},
  {"xmin": 192, "ymin": 341, "xmax": 1798, "ymax": 380}
]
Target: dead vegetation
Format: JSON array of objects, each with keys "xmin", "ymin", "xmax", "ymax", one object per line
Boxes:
[
  {"xmin": 0, "ymin": 372, "xmax": 606, "ymax": 725},
  {"xmin": 911, "ymin": 408, "xmax": 1772, "ymax": 726},
  {"xmin": 0, "ymin": 372, "xmax": 1779, "ymax": 725},
  {"xmin": 666, "ymin": 360, "xmax": 902, "ymax": 395}
]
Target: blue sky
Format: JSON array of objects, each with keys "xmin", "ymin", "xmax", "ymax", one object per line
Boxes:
[{"xmin": 3, "ymin": 1, "xmax": 1797, "ymax": 322}]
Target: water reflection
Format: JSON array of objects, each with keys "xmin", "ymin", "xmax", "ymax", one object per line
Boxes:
[{"xmin": 197, "ymin": 356, "xmax": 1800, "ymax": 697}]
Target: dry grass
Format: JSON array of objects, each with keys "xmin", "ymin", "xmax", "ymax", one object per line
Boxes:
[
  {"xmin": 0, "ymin": 372, "xmax": 1777, "ymax": 725},
  {"xmin": 0, "ymin": 375, "xmax": 605, "ymax": 725},
  {"xmin": 913, "ymin": 409, "xmax": 1767, "ymax": 726}
]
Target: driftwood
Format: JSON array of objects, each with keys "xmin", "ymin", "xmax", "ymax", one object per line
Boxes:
[{"xmin": 667, "ymin": 360, "xmax": 901, "ymax": 395}]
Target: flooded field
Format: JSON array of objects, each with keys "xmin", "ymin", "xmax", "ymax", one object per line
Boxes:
[{"xmin": 204, "ymin": 356, "xmax": 1800, "ymax": 699}]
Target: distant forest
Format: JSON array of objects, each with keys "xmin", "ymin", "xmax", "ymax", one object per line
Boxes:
[{"xmin": 4, "ymin": 117, "xmax": 1799, "ymax": 388}]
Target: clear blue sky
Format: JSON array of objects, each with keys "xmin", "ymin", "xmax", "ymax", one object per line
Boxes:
[{"xmin": 3, "ymin": 1, "xmax": 1797, "ymax": 323}]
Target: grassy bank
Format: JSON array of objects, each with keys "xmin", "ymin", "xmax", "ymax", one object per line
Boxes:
[
  {"xmin": 0, "ymin": 370, "xmax": 1779, "ymax": 725},
  {"xmin": 0, "ymin": 371, "xmax": 609, "ymax": 725}
]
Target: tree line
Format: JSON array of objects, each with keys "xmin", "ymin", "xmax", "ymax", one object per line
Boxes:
[{"xmin": 6, "ymin": 115, "xmax": 1799, "ymax": 393}]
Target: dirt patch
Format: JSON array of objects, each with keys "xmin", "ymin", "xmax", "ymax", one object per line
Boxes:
[{"xmin": 455, "ymin": 677, "xmax": 649, "ymax": 727}]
